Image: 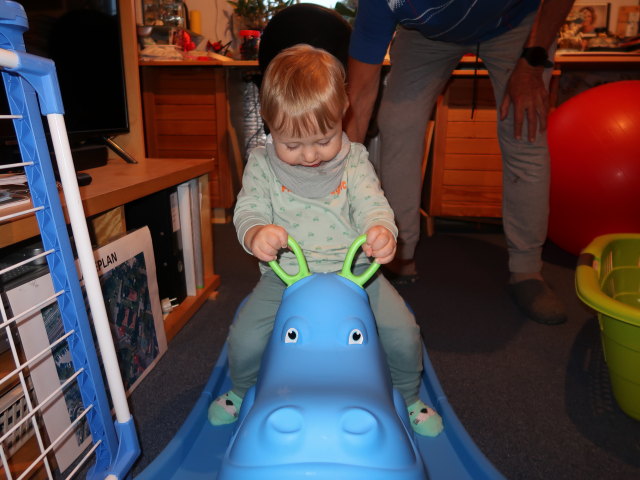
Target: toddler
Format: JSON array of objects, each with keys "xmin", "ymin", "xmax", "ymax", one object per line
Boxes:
[{"xmin": 208, "ymin": 44, "xmax": 442, "ymax": 437}]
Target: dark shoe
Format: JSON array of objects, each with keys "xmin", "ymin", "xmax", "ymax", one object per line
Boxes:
[
  {"xmin": 383, "ymin": 258, "xmax": 419, "ymax": 286},
  {"xmin": 508, "ymin": 279, "xmax": 567, "ymax": 325}
]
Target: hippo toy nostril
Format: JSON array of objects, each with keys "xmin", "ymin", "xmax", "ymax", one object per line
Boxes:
[
  {"xmin": 341, "ymin": 408, "xmax": 377, "ymax": 435},
  {"xmin": 267, "ymin": 407, "xmax": 304, "ymax": 434}
]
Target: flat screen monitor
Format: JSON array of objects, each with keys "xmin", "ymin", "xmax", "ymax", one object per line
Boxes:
[{"xmin": 0, "ymin": 1, "xmax": 129, "ymax": 165}]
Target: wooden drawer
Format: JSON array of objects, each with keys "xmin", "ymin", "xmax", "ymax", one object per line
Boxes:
[{"xmin": 140, "ymin": 67, "xmax": 234, "ymax": 208}]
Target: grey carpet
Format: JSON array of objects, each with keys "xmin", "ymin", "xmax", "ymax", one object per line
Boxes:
[{"xmin": 129, "ymin": 221, "xmax": 640, "ymax": 479}]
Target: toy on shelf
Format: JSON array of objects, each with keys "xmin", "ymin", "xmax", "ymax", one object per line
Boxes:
[{"xmin": 138, "ymin": 236, "xmax": 504, "ymax": 479}]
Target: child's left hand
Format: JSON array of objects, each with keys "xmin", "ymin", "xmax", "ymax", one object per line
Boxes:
[{"xmin": 363, "ymin": 226, "xmax": 396, "ymax": 264}]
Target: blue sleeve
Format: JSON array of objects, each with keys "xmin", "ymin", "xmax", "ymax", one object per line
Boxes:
[{"xmin": 348, "ymin": 0, "xmax": 398, "ymax": 64}]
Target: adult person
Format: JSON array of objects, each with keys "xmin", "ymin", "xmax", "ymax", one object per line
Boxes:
[{"xmin": 345, "ymin": 0, "xmax": 575, "ymax": 325}]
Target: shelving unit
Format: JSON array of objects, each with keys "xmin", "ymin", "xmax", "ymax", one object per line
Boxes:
[
  {"xmin": 1, "ymin": 156, "xmax": 220, "ymax": 341},
  {"xmin": 0, "ymin": 1, "xmax": 141, "ymax": 477}
]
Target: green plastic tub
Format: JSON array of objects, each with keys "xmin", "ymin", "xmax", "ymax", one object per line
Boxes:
[{"xmin": 576, "ymin": 234, "xmax": 640, "ymax": 420}]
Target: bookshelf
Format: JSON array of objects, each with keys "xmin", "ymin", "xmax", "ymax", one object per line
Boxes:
[
  {"xmin": 0, "ymin": 158, "xmax": 218, "ymax": 476},
  {"xmin": 0, "ymin": 156, "xmax": 220, "ymax": 341}
]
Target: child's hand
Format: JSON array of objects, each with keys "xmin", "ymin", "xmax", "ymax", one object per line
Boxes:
[
  {"xmin": 245, "ymin": 225, "xmax": 289, "ymax": 262},
  {"xmin": 363, "ymin": 226, "xmax": 396, "ymax": 265}
]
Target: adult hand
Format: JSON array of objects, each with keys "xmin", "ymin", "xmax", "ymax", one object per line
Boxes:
[{"xmin": 500, "ymin": 59, "xmax": 549, "ymax": 143}]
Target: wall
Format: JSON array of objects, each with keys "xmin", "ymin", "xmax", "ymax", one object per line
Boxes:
[{"xmin": 182, "ymin": 0, "xmax": 235, "ymax": 46}]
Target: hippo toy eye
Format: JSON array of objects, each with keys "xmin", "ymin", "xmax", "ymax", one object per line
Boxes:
[
  {"xmin": 285, "ymin": 328, "xmax": 299, "ymax": 343},
  {"xmin": 348, "ymin": 329, "xmax": 364, "ymax": 344}
]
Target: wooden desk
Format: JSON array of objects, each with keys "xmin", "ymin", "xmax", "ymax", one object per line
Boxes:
[
  {"xmin": 424, "ymin": 54, "xmax": 639, "ymax": 228},
  {"xmin": 138, "ymin": 63, "xmax": 235, "ymax": 212},
  {"xmin": 137, "ymin": 54, "xmax": 639, "ymax": 228}
]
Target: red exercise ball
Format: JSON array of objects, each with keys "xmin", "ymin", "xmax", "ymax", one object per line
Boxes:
[{"xmin": 547, "ymin": 80, "xmax": 640, "ymax": 256}]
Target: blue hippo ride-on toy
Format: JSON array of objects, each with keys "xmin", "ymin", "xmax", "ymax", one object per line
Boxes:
[
  {"xmin": 217, "ymin": 235, "xmax": 424, "ymax": 479},
  {"xmin": 136, "ymin": 236, "xmax": 504, "ymax": 480}
]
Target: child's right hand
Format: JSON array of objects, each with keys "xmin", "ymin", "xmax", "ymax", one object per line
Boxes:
[{"xmin": 245, "ymin": 225, "xmax": 289, "ymax": 262}]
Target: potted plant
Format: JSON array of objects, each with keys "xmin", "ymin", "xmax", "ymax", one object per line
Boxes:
[{"xmin": 228, "ymin": 0, "xmax": 294, "ymax": 30}]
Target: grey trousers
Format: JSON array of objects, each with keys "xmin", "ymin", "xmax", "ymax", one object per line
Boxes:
[
  {"xmin": 227, "ymin": 269, "xmax": 423, "ymax": 405},
  {"xmin": 377, "ymin": 13, "xmax": 554, "ymax": 274}
]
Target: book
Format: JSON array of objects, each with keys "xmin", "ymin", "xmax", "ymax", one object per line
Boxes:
[
  {"xmin": 87, "ymin": 226, "xmax": 168, "ymax": 392},
  {"xmin": 189, "ymin": 178, "xmax": 204, "ymax": 289},
  {"xmin": 124, "ymin": 187, "xmax": 187, "ymax": 305},
  {"xmin": 177, "ymin": 182, "xmax": 197, "ymax": 296}
]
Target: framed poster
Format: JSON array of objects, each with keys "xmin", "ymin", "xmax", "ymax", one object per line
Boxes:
[
  {"xmin": 89, "ymin": 227, "xmax": 168, "ymax": 392},
  {"xmin": 559, "ymin": 3, "xmax": 611, "ymax": 52},
  {"xmin": 567, "ymin": 4, "xmax": 610, "ymax": 36}
]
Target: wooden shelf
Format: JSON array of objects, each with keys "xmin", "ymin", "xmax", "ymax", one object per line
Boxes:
[
  {"xmin": 0, "ymin": 157, "xmax": 220, "ymax": 478},
  {"xmin": 0, "ymin": 157, "xmax": 214, "ymax": 248},
  {"xmin": 138, "ymin": 53, "xmax": 640, "ymax": 69},
  {"xmin": 0, "ymin": 155, "xmax": 220, "ymax": 340},
  {"xmin": 0, "ymin": 434, "xmax": 47, "ymax": 480},
  {"xmin": 164, "ymin": 274, "xmax": 221, "ymax": 342}
]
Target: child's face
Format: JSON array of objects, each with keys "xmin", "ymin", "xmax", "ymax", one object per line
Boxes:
[{"xmin": 271, "ymin": 122, "xmax": 343, "ymax": 168}]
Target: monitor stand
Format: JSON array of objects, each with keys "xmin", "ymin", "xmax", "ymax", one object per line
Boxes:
[{"xmin": 103, "ymin": 136, "xmax": 137, "ymax": 164}]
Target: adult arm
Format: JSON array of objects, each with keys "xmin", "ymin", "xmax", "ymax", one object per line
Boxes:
[
  {"xmin": 345, "ymin": 58, "xmax": 382, "ymax": 144},
  {"xmin": 344, "ymin": 0, "xmax": 396, "ymax": 143},
  {"xmin": 500, "ymin": 0, "xmax": 577, "ymax": 142}
]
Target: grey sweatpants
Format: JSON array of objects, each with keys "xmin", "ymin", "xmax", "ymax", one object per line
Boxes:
[
  {"xmin": 377, "ymin": 13, "xmax": 554, "ymax": 274},
  {"xmin": 227, "ymin": 269, "xmax": 423, "ymax": 405}
]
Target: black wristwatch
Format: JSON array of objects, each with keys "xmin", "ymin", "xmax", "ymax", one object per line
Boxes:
[{"xmin": 520, "ymin": 47, "xmax": 553, "ymax": 68}]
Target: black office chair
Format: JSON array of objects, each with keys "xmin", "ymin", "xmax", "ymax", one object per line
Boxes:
[{"xmin": 257, "ymin": 3, "xmax": 352, "ymax": 84}]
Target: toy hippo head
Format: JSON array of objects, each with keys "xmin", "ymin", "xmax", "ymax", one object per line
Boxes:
[{"xmin": 217, "ymin": 237, "xmax": 426, "ymax": 480}]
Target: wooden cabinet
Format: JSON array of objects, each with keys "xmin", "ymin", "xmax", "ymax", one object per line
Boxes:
[
  {"xmin": 140, "ymin": 65, "xmax": 235, "ymax": 210},
  {"xmin": 428, "ymin": 76, "xmax": 503, "ymax": 219}
]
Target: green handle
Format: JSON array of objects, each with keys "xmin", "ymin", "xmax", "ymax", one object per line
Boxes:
[
  {"xmin": 268, "ymin": 236, "xmax": 311, "ymax": 286},
  {"xmin": 339, "ymin": 235, "xmax": 381, "ymax": 287}
]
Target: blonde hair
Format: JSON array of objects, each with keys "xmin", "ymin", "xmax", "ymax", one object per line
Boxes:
[{"xmin": 260, "ymin": 44, "xmax": 348, "ymax": 138}]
